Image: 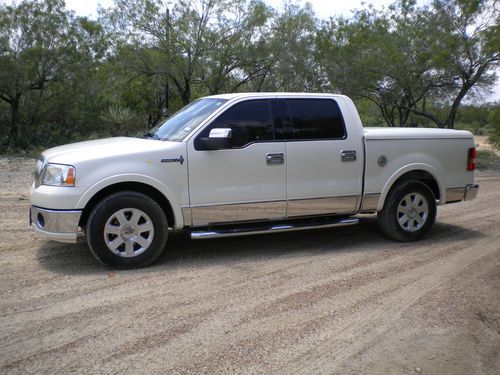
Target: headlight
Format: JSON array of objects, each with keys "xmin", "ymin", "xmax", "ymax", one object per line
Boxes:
[{"xmin": 42, "ymin": 164, "xmax": 76, "ymax": 187}]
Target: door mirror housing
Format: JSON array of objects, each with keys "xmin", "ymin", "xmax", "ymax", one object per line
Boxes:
[{"xmin": 201, "ymin": 128, "xmax": 232, "ymax": 150}]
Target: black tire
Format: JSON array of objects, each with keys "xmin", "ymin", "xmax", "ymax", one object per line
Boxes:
[
  {"xmin": 377, "ymin": 180, "xmax": 436, "ymax": 242},
  {"xmin": 86, "ymin": 191, "xmax": 168, "ymax": 269}
]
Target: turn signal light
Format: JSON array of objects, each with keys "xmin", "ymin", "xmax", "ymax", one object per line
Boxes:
[
  {"xmin": 467, "ymin": 147, "xmax": 476, "ymax": 171},
  {"xmin": 66, "ymin": 167, "xmax": 76, "ymax": 185}
]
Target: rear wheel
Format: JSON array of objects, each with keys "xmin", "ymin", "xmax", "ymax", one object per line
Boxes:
[
  {"xmin": 86, "ymin": 191, "xmax": 168, "ymax": 268},
  {"xmin": 377, "ymin": 180, "xmax": 436, "ymax": 241}
]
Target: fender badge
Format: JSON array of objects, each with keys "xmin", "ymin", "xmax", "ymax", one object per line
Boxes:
[{"xmin": 161, "ymin": 155, "xmax": 184, "ymax": 165}]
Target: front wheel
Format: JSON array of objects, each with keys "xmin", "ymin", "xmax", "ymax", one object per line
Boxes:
[
  {"xmin": 377, "ymin": 180, "xmax": 436, "ymax": 242},
  {"xmin": 86, "ymin": 191, "xmax": 168, "ymax": 269}
]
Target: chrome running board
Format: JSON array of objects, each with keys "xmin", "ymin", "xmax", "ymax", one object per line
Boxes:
[{"xmin": 189, "ymin": 217, "xmax": 359, "ymax": 239}]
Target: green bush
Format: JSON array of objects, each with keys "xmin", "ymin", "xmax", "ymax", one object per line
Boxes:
[{"xmin": 488, "ymin": 107, "xmax": 500, "ymax": 150}]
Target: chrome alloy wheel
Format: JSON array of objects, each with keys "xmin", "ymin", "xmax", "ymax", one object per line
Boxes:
[
  {"xmin": 396, "ymin": 192, "xmax": 429, "ymax": 232},
  {"xmin": 103, "ymin": 208, "xmax": 154, "ymax": 258}
]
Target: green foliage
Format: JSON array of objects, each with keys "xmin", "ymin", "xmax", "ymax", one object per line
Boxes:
[
  {"xmin": 316, "ymin": 0, "xmax": 499, "ymax": 128},
  {"xmin": 476, "ymin": 149, "xmax": 500, "ymax": 169},
  {"xmin": 0, "ymin": 0, "xmax": 499, "ymax": 152},
  {"xmin": 0, "ymin": 0, "xmax": 110, "ymax": 150},
  {"xmin": 453, "ymin": 104, "xmax": 493, "ymax": 135},
  {"xmin": 100, "ymin": 105, "xmax": 146, "ymax": 136},
  {"xmin": 487, "ymin": 106, "xmax": 500, "ymax": 149}
]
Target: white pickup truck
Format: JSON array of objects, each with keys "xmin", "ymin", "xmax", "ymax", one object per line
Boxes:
[{"xmin": 30, "ymin": 93, "xmax": 479, "ymax": 268}]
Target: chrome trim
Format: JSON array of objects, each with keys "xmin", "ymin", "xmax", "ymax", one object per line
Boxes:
[
  {"xmin": 366, "ymin": 137, "xmax": 473, "ymax": 141},
  {"xmin": 341, "ymin": 150, "xmax": 357, "ymax": 162},
  {"xmin": 360, "ymin": 193, "xmax": 381, "ymax": 213},
  {"xmin": 209, "ymin": 128, "xmax": 232, "ymax": 138},
  {"xmin": 464, "ymin": 184, "xmax": 479, "ymax": 201},
  {"xmin": 266, "ymin": 153, "xmax": 284, "ymax": 165},
  {"xmin": 191, "ymin": 201, "xmax": 286, "ymax": 226},
  {"xmin": 181, "ymin": 206, "xmax": 192, "ymax": 226},
  {"xmin": 190, "ymin": 217, "xmax": 359, "ymax": 239},
  {"xmin": 30, "ymin": 206, "xmax": 82, "ymax": 243},
  {"xmin": 446, "ymin": 187, "xmax": 466, "ymax": 203},
  {"xmin": 445, "ymin": 184, "xmax": 480, "ymax": 203},
  {"xmin": 287, "ymin": 195, "xmax": 359, "ymax": 217},
  {"xmin": 33, "ymin": 156, "xmax": 47, "ymax": 188}
]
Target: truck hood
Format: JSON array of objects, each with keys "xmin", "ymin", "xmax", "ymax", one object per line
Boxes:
[{"xmin": 41, "ymin": 137, "xmax": 180, "ymax": 164}]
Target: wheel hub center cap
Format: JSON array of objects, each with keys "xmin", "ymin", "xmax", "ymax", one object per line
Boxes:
[
  {"xmin": 407, "ymin": 208, "xmax": 417, "ymax": 219},
  {"xmin": 121, "ymin": 225, "xmax": 136, "ymax": 239}
]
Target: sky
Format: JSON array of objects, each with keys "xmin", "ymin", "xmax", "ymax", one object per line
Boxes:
[
  {"xmin": 62, "ymin": 0, "xmax": 412, "ymax": 19},
  {"xmin": 2, "ymin": 0, "xmax": 499, "ymax": 101}
]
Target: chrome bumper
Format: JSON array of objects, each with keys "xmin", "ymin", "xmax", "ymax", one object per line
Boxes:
[
  {"xmin": 446, "ymin": 184, "xmax": 479, "ymax": 203},
  {"xmin": 464, "ymin": 184, "xmax": 479, "ymax": 201},
  {"xmin": 29, "ymin": 206, "xmax": 82, "ymax": 243}
]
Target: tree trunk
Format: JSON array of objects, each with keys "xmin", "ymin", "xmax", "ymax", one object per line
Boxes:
[
  {"xmin": 181, "ymin": 78, "xmax": 191, "ymax": 105},
  {"xmin": 164, "ymin": 79, "xmax": 169, "ymax": 116},
  {"xmin": 6, "ymin": 95, "xmax": 21, "ymax": 147},
  {"xmin": 444, "ymin": 82, "xmax": 472, "ymax": 129}
]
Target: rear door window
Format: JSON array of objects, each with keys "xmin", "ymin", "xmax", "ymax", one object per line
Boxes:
[{"xmin": 287, "ymin": 99, "xmax": 346, "ymax": 140}]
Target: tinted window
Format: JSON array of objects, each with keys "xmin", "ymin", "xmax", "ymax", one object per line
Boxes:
[
  {"xmin": 152, "ymin": 98, "xmax": 227, "ymax": 141},
  {"xmin": 196, "ymin": 100, "xmax": 273, "ymax": 149},
  {"xmin": 287, "ymin": 99, "xmax": 346, "ymax": 140},
  {"xmin": 270, "ymin": 99, "xmax": 290, "ymax": 140}
]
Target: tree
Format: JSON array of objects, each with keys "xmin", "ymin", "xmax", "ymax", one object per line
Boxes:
[
  {"xmin": 316, "ymin": 0, "xmax": 500, "ymax": 128},
  {"xmin": 488, "ymin": 105, "xmax": 500, "ymax": 149},
  {"xmin": 198, "ymin": 0, "xmax": 272, "ymax": 95},
  {"xmin": 105, "ymin": 0, "xmax": 263, "ymax": 110},
  {"xmin": 316, "ymin": 6, "xmax": 407, "ymax": 126},
  {"xmin": 0, "ymin": 0, "xmax": 76, "ymax": 147},
  {"xmin": 0, "ymin": 0, "xmax": 110, "ymax": 148},
  {"xmin": 253, "ymin": 2, "xmax": 322, "ymax": 92},
  {"xmin": 410, "ymin": 0, "xmax": 500, "ymax": 128}
]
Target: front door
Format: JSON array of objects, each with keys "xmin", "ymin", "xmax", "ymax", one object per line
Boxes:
[{"xmin": 187, "ymin": 99, "xmax": 286, "ymax": 226}]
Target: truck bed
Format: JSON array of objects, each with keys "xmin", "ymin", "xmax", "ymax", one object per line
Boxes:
[
  {"xmin": 364, "ymin": 127, "xmax": 473, "ymax": 140},
  {"xmin": 362, "ymin": 127, "xmax": 475, "ymax": 209}
]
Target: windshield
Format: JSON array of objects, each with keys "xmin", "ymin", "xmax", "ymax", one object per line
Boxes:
[{"xmin": 150, "ymin": 98, "xmax": 227, "ymax": 141}]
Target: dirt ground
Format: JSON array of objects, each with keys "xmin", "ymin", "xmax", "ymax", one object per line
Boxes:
[
  {"xmin": 476, "ymin": 135, "xmax": 499, "ymax": 155},
  {"xmin": 0, "ymin": 156, "xmax": 499, "ymax": 375}
]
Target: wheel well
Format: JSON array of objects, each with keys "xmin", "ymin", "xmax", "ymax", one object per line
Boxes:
[
  {"xmin": 391, "ymin": 170, "xmax": 440, "ymax": 200},
  {"xmin": 79, "ymin": 182, "xmax": 175, "ymax": 229}
]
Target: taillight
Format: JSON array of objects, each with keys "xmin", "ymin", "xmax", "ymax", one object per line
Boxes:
[{"xmin": 467, "ymin": 147, "xmax": 476, "ymax": 171}]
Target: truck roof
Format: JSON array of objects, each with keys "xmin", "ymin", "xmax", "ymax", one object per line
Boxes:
[{"xmin": 205, "ymin": 92, "xmax": 346, "ymax": 100}]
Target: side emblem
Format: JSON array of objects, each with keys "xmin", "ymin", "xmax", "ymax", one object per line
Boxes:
[{"xmin": 161, "ymin": 155, "xmax": 184, "ymax": 165}]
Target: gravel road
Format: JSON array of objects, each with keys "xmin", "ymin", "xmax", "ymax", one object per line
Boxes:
[{"xmin": 0, "ymin": 157, "xmax": 499, "ymax": 374}]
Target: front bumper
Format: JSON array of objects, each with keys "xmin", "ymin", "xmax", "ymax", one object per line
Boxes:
[{"xmin": 29, "ymin": 206, "xmax": 82, "ymax": 243}]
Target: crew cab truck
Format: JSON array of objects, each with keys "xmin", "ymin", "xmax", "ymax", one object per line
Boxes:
[{"xmin": 30, "ymin": 93, "xmax": 479, "ymax": 268}]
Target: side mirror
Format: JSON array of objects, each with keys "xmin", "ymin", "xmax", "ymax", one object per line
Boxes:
[{"xmin": 201, "ymin": 128, "xmax": 232, "ymax": 150}]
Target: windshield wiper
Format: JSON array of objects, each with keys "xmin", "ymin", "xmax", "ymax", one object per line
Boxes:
[{"xmin": 143, "ymin": 131, "xmax": 160, "ymax": 140}]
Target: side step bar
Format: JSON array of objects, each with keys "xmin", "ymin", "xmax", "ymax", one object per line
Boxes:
[{"xmin": 190, "ymin": 217, "xmax": 359, "ymax": 240}]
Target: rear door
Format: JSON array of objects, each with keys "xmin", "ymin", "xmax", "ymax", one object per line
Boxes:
[
  {"xmin": 187, "ymin": 99, "xmax": 287, "ymax": 226},
  {"xmin": 283, "ymin": 97, "xmax": 363, "ymax": 217}
]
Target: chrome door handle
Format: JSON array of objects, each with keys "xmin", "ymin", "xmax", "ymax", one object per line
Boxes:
[
  {"xmin": 266, "ymin": 153, "xmax": 284, "ymax": 165},
  {"xmin": 341, "ymin": 150, "xmax": 357, "ymax": 162}
]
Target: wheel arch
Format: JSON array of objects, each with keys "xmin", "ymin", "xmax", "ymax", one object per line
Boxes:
[
  {"xmin": 77, "ymin": 175, "xmax": 183, "ymax": 230},
  {"xmin": 377, "ymin": 164, "xmax": 443, "ymax": 211}
]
